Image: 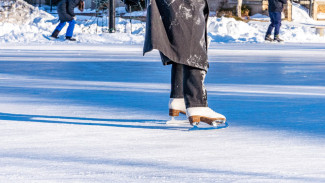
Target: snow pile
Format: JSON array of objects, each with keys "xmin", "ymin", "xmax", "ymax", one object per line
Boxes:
[
  {"xmin": 206, "ymin": 3, "xmax": 325, "ymax": 43},
  {"xmin": 281, "ymin": 3, "xmax": 325, "ymax": 42},
  {"xmin": 0, "ymin": 0, "xmax": 52, "ymax": 24},
  {"xmin": 280, "ymin": 24, "xmax": 321, "ymax": 42},
  {"xmin": 0, "ymin": 0, "xmax": 57, "ymax": 43},
  {"xmin": 0, "ymin": 0, "xmax": 145, "ymax": 44},
  {"xmin": 0, "ymin": 0, "xmax": 325, "ymax": 44},
  {"xmin": 208, "ymin": 17, "xmax": 264, "ymax": 43},
  {"xmin": 291, "ymin": 2, "xmax": 313, "ymax": 23},
  {"xmin": 0, "ymin": 1, "xmax": 54, "ymax": 43}
]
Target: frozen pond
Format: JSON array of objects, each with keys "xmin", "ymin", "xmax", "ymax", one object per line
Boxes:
[{"xmin": 0, "ymin": 43, "xmax": 325, "ymax": 182}]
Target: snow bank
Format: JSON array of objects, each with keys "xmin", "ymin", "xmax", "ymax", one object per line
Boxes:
[
  {"xmin": 208, "ymin": 17, "xmax": 264, "ymax": 43},
  {"xmin": 207, "ymin": 3, "xmax": 325, "ymax": 43},
  {"xmin": 291, "ymin": 2, "xmax": 313, "ymax": 23},
  {"xmin": 282, "ymin": 3, "xmax": 325, "ymax": 42},
  {"xmin": 0, "ymin": 0, "xmax": 145, "ymax": 44},
  {"xmin": 0, "ymin": 0, "xmax": 55, "ymax": 43},
  {"xmin": 0, "ymin": 0, "xmax": 325, "ymax": 44}
]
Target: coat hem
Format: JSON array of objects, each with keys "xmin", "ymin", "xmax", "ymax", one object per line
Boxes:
[{"xmin": 144, "ymin": 46, "xmax": 208, "ymax": 71}]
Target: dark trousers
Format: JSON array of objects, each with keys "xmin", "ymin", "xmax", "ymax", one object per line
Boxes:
[
  {"xmin": 266, "ymin": 12, "xmax": 282, "ymax": 36},
  {"xmin": 170, "ymin": 62, "xmax": 208, "ymax": 108}
]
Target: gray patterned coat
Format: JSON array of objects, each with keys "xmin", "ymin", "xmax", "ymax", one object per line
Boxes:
[{"xmin": 143, "ymin": 0, "xmax": 210, "ymax": 71}]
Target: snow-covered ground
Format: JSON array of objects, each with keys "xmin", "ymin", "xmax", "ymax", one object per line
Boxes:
[
  {"xmin": 1, "ymin": 0, "xmax": 325, "ymax": 44},
  {"xmin": 1, "ymin": 43, "xmax": 325, "ymax": 182}
]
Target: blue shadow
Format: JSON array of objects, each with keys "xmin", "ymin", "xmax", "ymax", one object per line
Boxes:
[
  {"xmin": 1, "ymin": 44, "xmax": 325, "ymax": 137},
  {"xmin": 0, "ymin": 112, "xmax": 190, "ymax": 131}
]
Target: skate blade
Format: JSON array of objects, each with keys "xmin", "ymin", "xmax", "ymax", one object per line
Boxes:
[
  {"xmin": 211, "ymin": 120, "xmax": 226, "ymax": 126},
  {"xmin": 189, "ymin": 116, "xmax": 226, "ymax": 126},
  {"xmin": 189, "ymin": 122, "xmax": 229, "ymax": 131}
]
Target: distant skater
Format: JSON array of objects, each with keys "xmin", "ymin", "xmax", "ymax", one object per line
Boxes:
[
  {"xmin": 143, "ymin": 0, "xmax": 226, "ymax": 126},
  {"xmin": 51, "ymin": 0, "xmax": 84, "ymax": 41},
  {"xmin": 265, "ymin": 0, "xmax": 287, "ymax": 42}
]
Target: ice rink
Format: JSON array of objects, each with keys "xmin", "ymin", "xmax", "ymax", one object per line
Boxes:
[{"xmin": 0, "ymin": 43, "xmax": 325, "ymax": 182}]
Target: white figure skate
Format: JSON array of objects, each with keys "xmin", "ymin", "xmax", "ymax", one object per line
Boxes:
[
  {"xmin": 169, "ymin": 98, "xmax": 186, "ymax": 117},
  {"xmin": 187, "ymin": 107, "xmax": 226, "ymax": 126}
]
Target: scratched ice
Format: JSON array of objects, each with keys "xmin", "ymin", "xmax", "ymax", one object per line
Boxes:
[{"xmin": 0, "ymin": 43, "xmax": 325, "ymax": 182}]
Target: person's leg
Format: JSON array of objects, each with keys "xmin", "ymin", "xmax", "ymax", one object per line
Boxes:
[
  {"xmin": 183, "ymin": 65, "xmax": 226, "ymax": 126},
  {"xmin": 273, "ymin": 12, "xmax": 282, "ymax": 36},
  {"xmin": 66, "ymin": 20, "xmax": 76, "ymax": 38},
  {"xmin": 170, "ymin": 62, "xmax": 184, "ymax": 99},
  {"xmin": 51, "ymin": 21, "xmax": 66, "ymax": 38},
  {"xmin": 266, "ymin": 12, "xmax": 275, "ymax": 38},
  {"xmin": 54, "ymin": 21, "xmax": 66, "ymax": 32},
  {"xmin": 183, "ymin": 65, "xmax": 207, "ymax": 108},
  {"xmin": 273, "ymin": 12, "xmax": 284, "ymax": 42},
  {"xmin": 169, "ymin": 62, "xmax": 186, "ymax": 116}
]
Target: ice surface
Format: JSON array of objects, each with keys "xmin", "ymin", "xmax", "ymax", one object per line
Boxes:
[
  {"xmin": 1, "ymin": 1, "xmax": 325, "ymax": 182},
  {"xmin": 0, "ymin": 43, "xmax": 325, "ymax": 182}
]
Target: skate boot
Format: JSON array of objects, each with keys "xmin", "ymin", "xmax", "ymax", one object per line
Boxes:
[
  {"xmin": 187, "ymin": 107, "xmax": 226, "ymax": 126},
  {"xmin": 169, "ymin": 98, "xmax": 186, "ymax": 117},
  {"xmin": 66, "ymin": 36, "xmax": 77, "ymax": 41},
  {"xmin": 274, "ymin": 35, "xmax": 284, "ymax": 42},
  {"xmin": 51, "ymin": 30, "xmax": 60, "ymax": 39},
  {"xmin": 265, "ymin": 34, "xmax": 273, "ymax": 42}
]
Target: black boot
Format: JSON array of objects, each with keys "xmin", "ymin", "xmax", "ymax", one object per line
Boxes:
[
  {"xmin": 66, "ymin": 36, "xmax": 76, "ymax": 41},
  {"xmin": 51, "ymin": 30, "xmax": 60, "ymax": 39},
  {"xmin": 265, "ymin": 34, "xmax": 273, "ymax": 42},
  {"xmin": 274, "ymin": 35, "xmax": 284, "ymax": 42}
]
